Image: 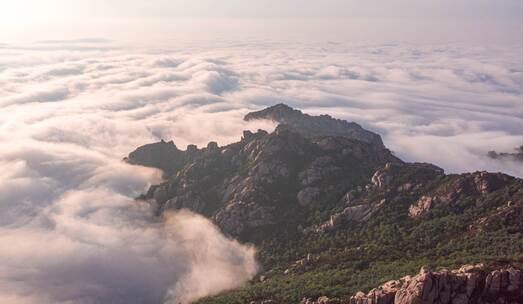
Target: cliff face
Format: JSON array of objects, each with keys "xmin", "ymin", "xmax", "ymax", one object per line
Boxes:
[
  {"xmin": 129, "ymin": 123, "xmax": 399, "ymax": 240},
  {"xmin": 127, "ymin": 104, "xmax": 521, "ymax": 242},
  {"xmin": 127, "ymin": 104, "xmax": 523, "ymax": 304}
]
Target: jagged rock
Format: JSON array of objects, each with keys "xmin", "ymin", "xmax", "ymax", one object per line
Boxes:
[
  {"xmin": 409, "ymin": 196, "xmax": 434, "ymax": 218},
  {"xmin": 343, "ymin": 204, "xmax": 375, "ymax": 222},
  {"xmin": 125, "ymin": 140, "xmax": 183, "ymax": 176},
  {"xmin": 349, "ymin": 265, "xmax": 523, "ymax": 304},
  {"xmin": 350, "ymin": 279, "xmax": 401, "ymax": 304},
  {"xmin": 244, "ymin": 103, "xmax": 385, "ymax": 147},
  {"xmin": 214, "ymin": 201, "xmax": 275, "ymax": 237},
  {"xmin": 407, "ymin": 171, "xmax": 516, "ymax": 218},
  {"xmin": 132, "ymin": 109, "xmax": 399, "ymax": 239},
  {"xmin": 441, "ymin": 172, "xmax": 513, "ymax": 201},
  {"xmin": 372, "ymin": 167, "xmax": 394, "ymax": 188},
  {"xmin": 470, "ymin": 198, "xmax": 523, "ymax": 233},
  {"xmin": 371, "ymin": 162, "xmax": 444, "ymax": 190},
  {"xmin": 128, "ymin": 104, "xmax": 520, "ymax": 244},
  {"xmin": 311, "ymin": 203, "xmax": 378, "ymax": 233}
]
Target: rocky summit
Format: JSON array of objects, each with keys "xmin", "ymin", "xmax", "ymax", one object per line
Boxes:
[
  {"xmin": 127, "ymin": 104, "xmax": 523, "ymax": 304},
  {"xmin": 244, "ymin": 104, "xmax": 385, "ymax": 148}
]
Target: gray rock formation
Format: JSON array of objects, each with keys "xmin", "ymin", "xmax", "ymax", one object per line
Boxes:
[
  {"xmin": 244, "ymin": 103, "xmax": 385, "ymax": 148},
  {"xmin": 408, "ymin": 171, "xmax": 514, "ymax": 218},
  {"xmin": 127, "ymin": 105, "xmax": 521, "ymax": 244},
  {"xmin": 125, "ymin": 140, "xmax": 184, "ymax": 176},
  {"xmin": 129, "ymin": 117, "xmax": 399, "ymax": 240},
  {"xmin": 348, "ymin": 264, "xmax": 523, "ymax": 304}
]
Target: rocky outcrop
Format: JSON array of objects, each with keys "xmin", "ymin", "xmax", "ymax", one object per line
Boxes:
[
  {"xmin": 408, "ymin": 171, "xmax": 515, "ymax": 218},
  {"xmin": 409, "ymin": 196, "xmax": 433, "ymax": 218},
  {"xmin": 347, "ymin": 265, "xmax": 523, "ymax": 304},
  {"xmin": 311, "ymin": 202, "xmax": 384, "ymax": 233},
  {"xmin": 244, "ymin": 103, "xmax": 385, "ymax": 148},
  {"xmin": 126, "ymin": 104, "xmax": 523, "ymax": 304},
  {"xmin": 125, "ymin": 140, "xmax": 186, "ymax": 176},
  {"xmin": 470, "ymin": 197, "xmax": 523, "ymax": 233},
  {"xmin": 128, "ymin": 105, "xmax": 521, "ymax": 243},
  {"xmin": 370, "ymin": 162, "xmax": 445, "ymax": 190},
  {"xmin": 130, "ymin": 110, "xmax": 399, "ymax": 240}
]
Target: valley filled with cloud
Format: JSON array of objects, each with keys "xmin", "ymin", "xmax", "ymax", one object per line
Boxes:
[{"xmin": 0, "ymin": 37, "xmax": 522, "ymax": 303}]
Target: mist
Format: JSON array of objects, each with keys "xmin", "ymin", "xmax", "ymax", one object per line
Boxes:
[{"xmin": 1, "ymin": 20, "xmax": 523, "ymax": 303}]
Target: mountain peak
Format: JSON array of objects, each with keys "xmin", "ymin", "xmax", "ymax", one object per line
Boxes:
[
  {"xmin": 244, "ymin": 104, "xmax": 384, "ymax": 147},
  {"xmin": 244, "ymin": 103, "xmax": 302, "ymax": 121}
]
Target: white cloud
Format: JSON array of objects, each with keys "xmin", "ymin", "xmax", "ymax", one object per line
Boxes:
[{"xmin": 0, "ymin": 38, "xmax": 522, "ymax": 303}]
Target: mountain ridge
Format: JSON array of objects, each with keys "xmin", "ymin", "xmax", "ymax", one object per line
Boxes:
[
  {"xmin": 244, "ymin": 104, "xmax": 385, "ymax": 148},
  {"xmin": 126, "ymin": 104, "xmax": 522, "ymax": 304}
]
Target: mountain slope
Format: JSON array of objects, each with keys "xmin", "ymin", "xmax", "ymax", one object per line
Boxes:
[
  {"xmin": 127, "ymin": 104, "xmax": 523, "ymax": 303},
  {"xmin": 127, "ymin": 108, "xmax": 399, "ymax": 241}
]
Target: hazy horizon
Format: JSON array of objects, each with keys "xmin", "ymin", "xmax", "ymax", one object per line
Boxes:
[{"xmin": 2, "ymin": 0, "xmax": 523, "ymax": 44}]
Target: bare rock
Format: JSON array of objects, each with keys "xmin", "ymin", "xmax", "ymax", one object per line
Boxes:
[
  {"xmin": 409, "ymin": 196, "xmax": 434, "ymax": 218},
  {"xmin": 244, "ymin": 103, "xmax": 385, "ymax": 148},
  {"xmin": 350, "ymin": 279, "xmax": 401, "ymax": 304},
  {"xmin": 214, "ymin": 201, "xmax": 275, "ymax": 236},
  {"xmin": 349, "ymin": 264, "xmax": 522, "ymax": 304},
  {"xmin": 371, "ymin": 166, "xmax": 393, "ymax": 188},
  {"xmin": 125, "ymin": 140, "xmax": 183, "ymax": 176}
]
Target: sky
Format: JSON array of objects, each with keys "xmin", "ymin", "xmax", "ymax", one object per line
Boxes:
[
  {"xmin": 0, "ymin": 1, "xmax": 523, "ymax": 303},
  {"xmin": 1, "ymin": 0, "xmax": 523, "ymax": 43},
  {"xmin": 2, "ymin": 0, "xmax": 523, "ymax": 20}
]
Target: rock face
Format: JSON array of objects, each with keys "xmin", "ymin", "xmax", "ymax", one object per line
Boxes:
[
  {"xmin": 244, "ymin": 104, "xmax": 385, "ymax": 148},
  {"xmin": 130, "ymin": 123, "xmax": 399, "ymax": 240},
  {"xmin": 127, "ymin": 104, "xmax": 523, "ymax": 304},
  {"xmin": 408, "ymin": 171, "xmax": 515, "ymax": 218},
  {"xmin": 409, "ymin": 196, "xmax": 434, "ymax": 218},
  {"xmin": 347, "ymin": 265, "xmax": 523, "ymax": 304},
  {"xmin": 127, "ymin": 104, "xmax": 522, "ymax": 243}
]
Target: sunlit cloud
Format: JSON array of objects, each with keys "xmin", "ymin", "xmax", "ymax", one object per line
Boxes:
[{"xmin": 0, "ymin": 36, "xmax": 522, "ymax": 303}]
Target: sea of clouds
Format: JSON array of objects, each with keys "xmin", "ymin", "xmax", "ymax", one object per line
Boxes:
[{"xmin": 0, "ymin": 37, "xmax": 522, "ymax": 303}]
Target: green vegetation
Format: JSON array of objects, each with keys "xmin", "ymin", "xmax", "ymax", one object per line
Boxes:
[{"xmin": 198, "ymin": 178, "xmax": 523, "ymax": 304}]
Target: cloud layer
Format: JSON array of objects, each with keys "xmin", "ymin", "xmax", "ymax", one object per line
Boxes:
[{"xmin": 0, "ymin": 38, "xmax": 522, "ymax": 303}]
